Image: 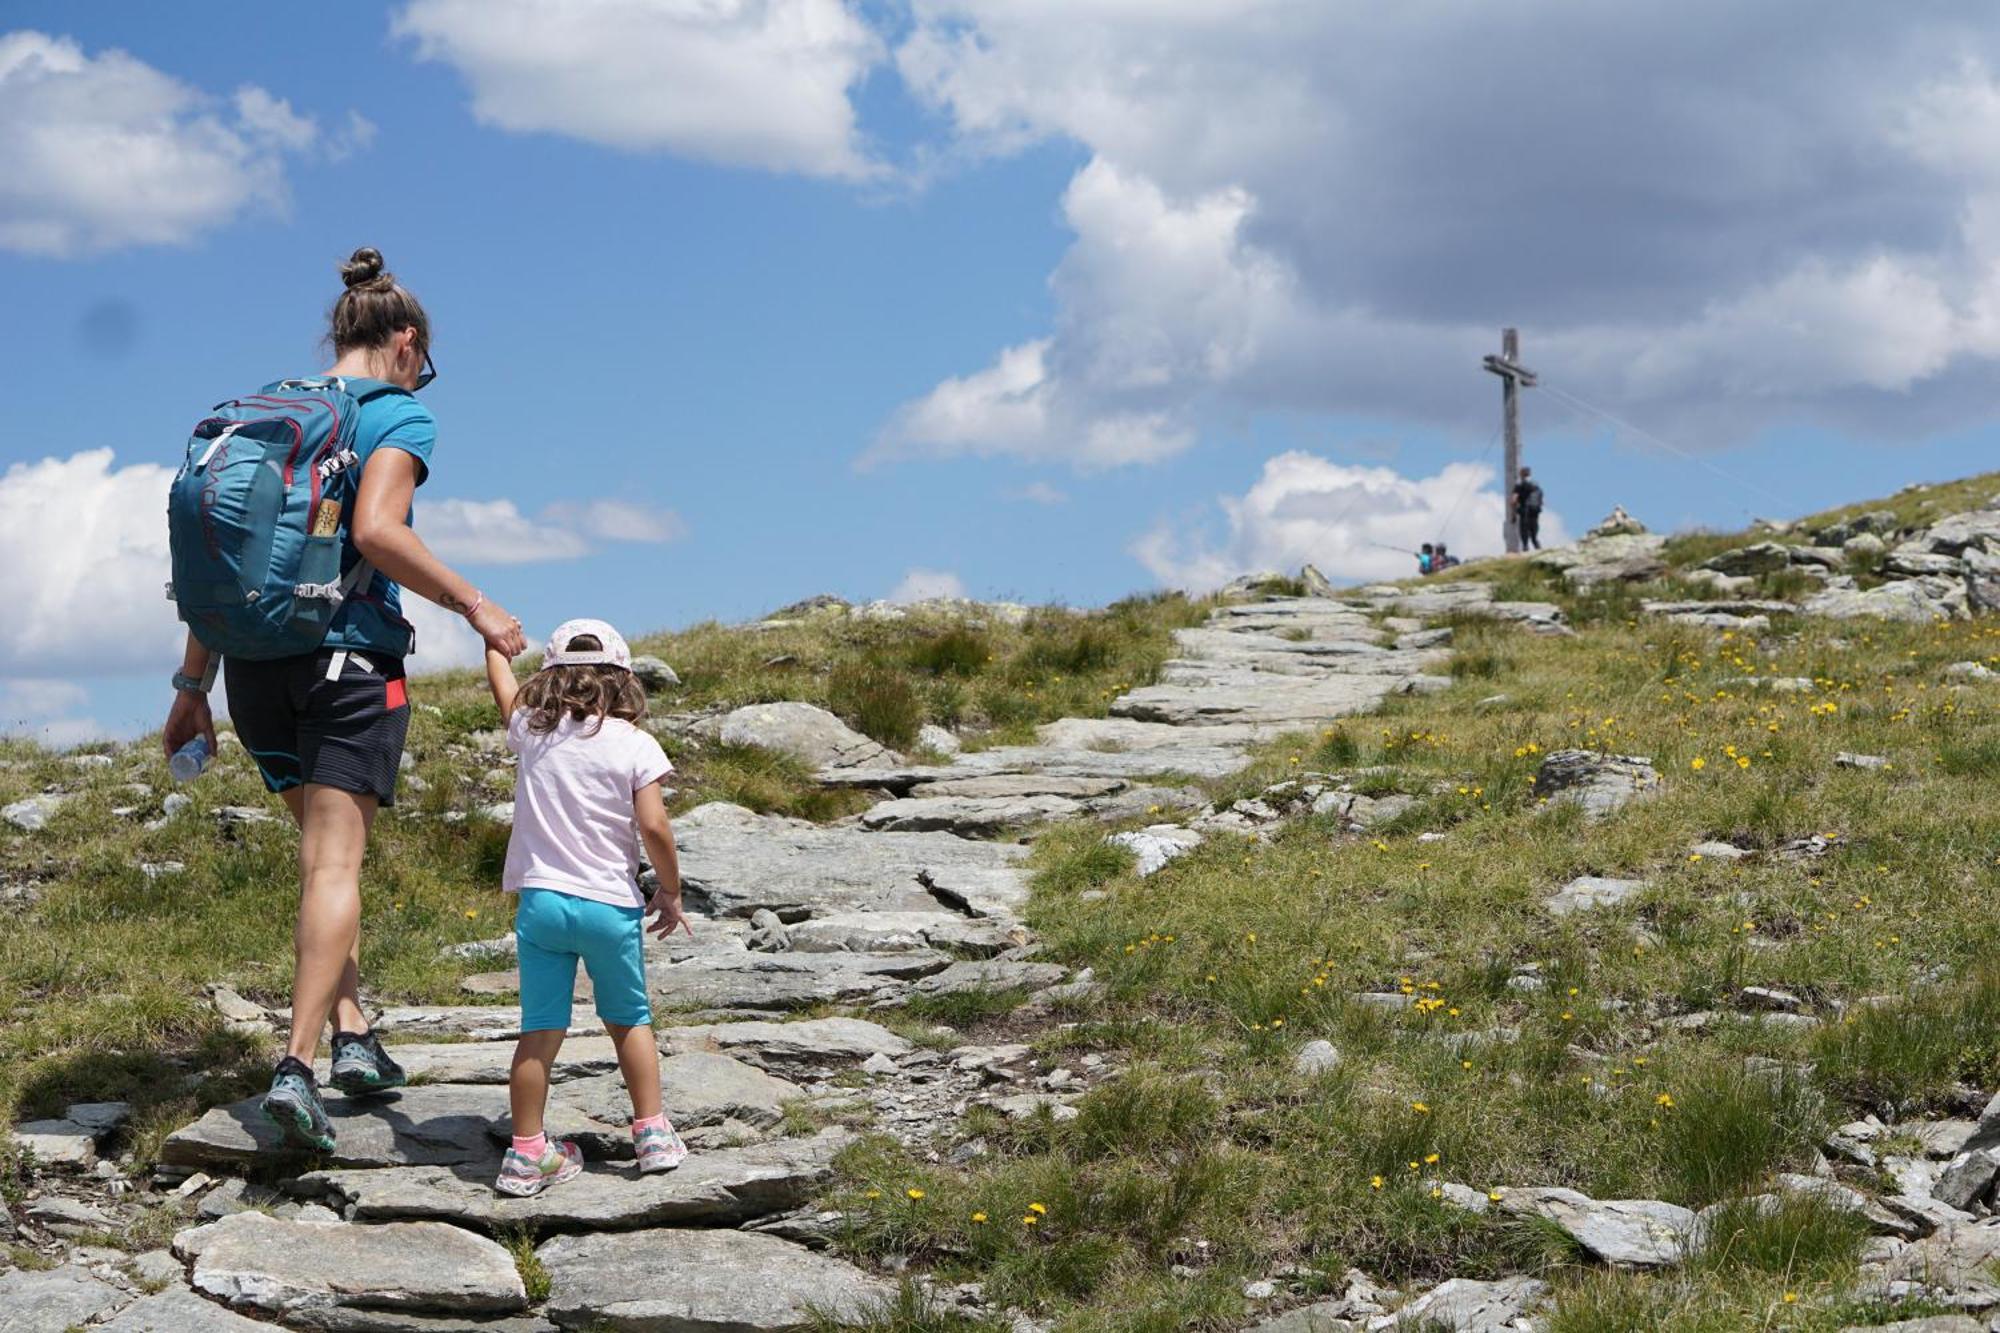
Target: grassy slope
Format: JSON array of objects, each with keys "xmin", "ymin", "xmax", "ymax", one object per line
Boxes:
[
  {"xmin": 827, "ymin": 475, "xmax": 2000, "ymax": 1333},
  {"xmin": 0, "ymin": 595, "xmax": 1203, "ymax": 1165},
  {"xmin": 6, "ymin": 477, "xmax": 2000, "ymax": 1331}
]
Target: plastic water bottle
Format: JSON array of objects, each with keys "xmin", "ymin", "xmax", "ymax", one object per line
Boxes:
[{"xmin": 168, "ymin": 736, "xmax": 212, "ymax": 782}]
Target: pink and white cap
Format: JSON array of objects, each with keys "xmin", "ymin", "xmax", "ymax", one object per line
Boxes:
[{"xmin": 543, "ymin": 618, "xmax": 632, "ymax": 670}]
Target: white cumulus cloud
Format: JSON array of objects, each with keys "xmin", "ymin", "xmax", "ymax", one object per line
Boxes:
[
  {"xmin": 0, "ymin": 30, "xmax": 336, "ymax": 256},
  {"xmin": 1132, "ymin": 454, "xmax": 1568, "ymax": 594},
  {"xmin": 421, "ymin": 497, "xmax": 686, "ymax": 565},
  {"xmin": 394, "ymin": 0, "xmax": 884, "ymax": 179},
  {"xmin": 886, "ymin": 568, "xmax": 967, "ymax": 603},
  {"xmin": 0, "ymin": 450, "xmax": 184, "ymax": 676},
  {"xmin": 882, "ymin": 3, "xmax": 2000, "ymax": 465}
]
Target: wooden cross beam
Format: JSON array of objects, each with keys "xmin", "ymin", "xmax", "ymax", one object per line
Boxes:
[{"xmin": 1482, "ymin": 328, "xmax": 1536, "ymax": 552}]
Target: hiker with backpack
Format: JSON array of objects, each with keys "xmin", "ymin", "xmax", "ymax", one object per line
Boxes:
[{"xmin": 161, "ymin": 248, "xmax": 528, "ymax": 1152}]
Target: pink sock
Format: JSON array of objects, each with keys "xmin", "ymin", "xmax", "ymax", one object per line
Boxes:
[
  {"xmin": 512, "ymin": 1132, "xmax": 548, "ymax": 1159},
  {"xmin": 632, "ymin": 1113, "xmax": 667, "ymax": 1135}
]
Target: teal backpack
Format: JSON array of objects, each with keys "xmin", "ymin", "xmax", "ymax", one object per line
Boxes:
[{"xmin": 166, "ymin": 377, "xmax": 409, "ymax": 661}]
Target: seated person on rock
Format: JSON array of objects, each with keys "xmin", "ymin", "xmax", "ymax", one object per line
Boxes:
[{"xmin": 484, "ymin": 619, "xmax": 693, "ymax": 1197}]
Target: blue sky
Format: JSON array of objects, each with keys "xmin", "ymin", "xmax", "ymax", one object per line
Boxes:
[{"xmin": 5, "ymin": 2, "xmax": 2000, "ymax": 742}]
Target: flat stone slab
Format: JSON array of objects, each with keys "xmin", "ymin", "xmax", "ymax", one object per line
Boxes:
[
  {"xmin": 371, "ymin": 1006, "xmax": 593, "ymax": 1041},
  {"xmin": 1497, "ymin": 1186, "xmax": 1693, "ymax": 1267},
  {"xmin": 163, "ymin": 1083, "xmax": 519, "ymax": 1170},
  {"xmin": 859, "ymin": 792, "xmax": 1083, "ymax": 835},
  {"xmin": 1111, "ymin": 666, "xmax": 1412, "ymax": 728},
  {"xmin": 184, "ymin": 1212, "xmax": 525, "ymax": 1329},
  {"xmin": 546, "ymin": 1052, "xmax": 803, "ymax": 1130},
  {"xmin": 911, "ymin": 773, "xmax": 1128, "ymax": 799},
  {"xmin": 781, "ymin": 909, "xmax": 1023, "ymax": 955},
  {"xmin": 675, "ymin": 801, "xmax": 1028, "ymax": 919},
  {"xmin": 658, "ymin": 1017, "xmax": 914, "ymax": 1073},
  {"xmin": 1546, "ymin": 875, "xmax": 1648, "ymax": 917},
  {"xmin": 316, "ymin": 1037, "xmax": 621, "ymax": 1086},
  {"xmin": 906, "ymin": 959, "xmax": 1068, "ymax": 998},
  {"xmin": 0, "ymin": 1264, "xmax": 131, "ymax": 1332},
  {"xmin": 95, "ymin": 1288, "xmax": 281, "ymax": 1332},
  {"xmin": 649, "ymin": 949, "xmax": 949, "ymax": 1013},
  {"xmin": 302, "ymin": 1130, "xmax": 850, "ymax": 1234},
  {"xmin": 13, "ymin": 1117, "xmax": 101, "ymax": 1166},
  {"xmin": 1399, "ymin": 1275, "xmax": 1549, "ymax": 1331},
  {"xmin": 538, "ymin": 1226, "xmax": 893, "ymax": 1330}
]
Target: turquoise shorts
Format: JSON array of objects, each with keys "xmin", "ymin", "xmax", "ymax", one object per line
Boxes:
[{"xmin": 514, "ymin": 888, "xmax": 652, "ymax": 1033}]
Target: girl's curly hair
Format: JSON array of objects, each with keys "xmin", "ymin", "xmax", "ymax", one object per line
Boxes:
[{"xmin": 515, "ymin": 635, "xmax": 646, "ymax": 735}]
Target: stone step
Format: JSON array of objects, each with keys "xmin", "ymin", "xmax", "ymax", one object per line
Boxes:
[
  {"xmin": 537, "ymin": 1225, "xmax": 893, "ymax": 1331},
  {"xmin": 177, "ymin": 1211, "xmax": 527, "ymax": 1330},
  {"xmin": 297, "ymin": 1129, "xmax": 851, "ymax": 1234}
]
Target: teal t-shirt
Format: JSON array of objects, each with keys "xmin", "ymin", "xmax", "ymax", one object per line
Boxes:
[{"xmin": 322, "ymin": 381, "xmax": 436, "ymax": 657}]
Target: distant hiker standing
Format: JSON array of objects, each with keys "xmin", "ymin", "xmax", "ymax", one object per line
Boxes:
[
  {"xmin": 1512, "ymin": 467, "xmax": 1544, "ymax": 551},
  {"xmin": 1417, "ymin": 543, "xmax": 1435, "ymax": 575},
  {"xmin": 161, "ymin": 247, "xmax": 527, "ymax": 1152},
  {"xmin": 482, "ymin": 620, "xmax": 692, "ymax": 1196}
]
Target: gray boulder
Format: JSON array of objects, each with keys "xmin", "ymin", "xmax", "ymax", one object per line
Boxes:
[
  {"xmin": 1531, "ymin": 750, "xmax": 1662, "ymax": 818},
  {"xmin": 1, "ymin": 793, "xmax": 67, "ymax": 833},
  {"xmin": 1496, "ymin": 1186, "xmax": 1693, "ymax": 1267},
  {"xmin": 1964, "ymin": 544, "xmax": 2000, "ymax": 615},
  {"xmin": 1803, "ymin": 579, "xmax": 1962, "ymax": 623},
  {"xmin": 1106, "ymin": 825, "xmax": 1204, "ymax": 877},
  {"xmin": 1700, "ymin": 542, "xmax": 1792, "ymax": 576},
  {"xmin": 184, "ymin": 1212, "xmax": 525, "ymax": 1328},
  {"xmin": 712, "ymin": 701, "xmax": 897, "ymax": 770},
  {"xmin": 537, "ymin": 1227, "xmax": 893, "ymax": 1330},
  {"xmin": 1397, "ymin": 1275, "xmax": 1549, "ymax": 1331},
  {"xmin": 629, "ymin": 655, "xmax": 680, "ymax": 692},
  {"xmin": 1546, "ymin": 875, "xmax": 1648, "ymax": 917},
  {"xmin": 906, "ymin": 959, "xmax": 1067, "ymax": 999}
]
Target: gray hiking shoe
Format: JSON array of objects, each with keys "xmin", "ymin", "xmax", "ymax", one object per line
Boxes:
[
  {"xmin": 261, "ymin": 1057, "xmax": 336, "ymax": 1153},
  {"xmin": 329, "ymin": 1030, "xmax": 407, "ymax": 1096}
]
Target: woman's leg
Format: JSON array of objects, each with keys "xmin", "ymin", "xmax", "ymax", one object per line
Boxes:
[{"xmin": 287, "ymin": 784, "xmax": 377, "ymax": 1064}]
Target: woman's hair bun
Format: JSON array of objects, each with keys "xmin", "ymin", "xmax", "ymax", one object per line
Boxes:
[{"xmin": 339, "ymin": 247, "xmax": 388, "ymax": 290}]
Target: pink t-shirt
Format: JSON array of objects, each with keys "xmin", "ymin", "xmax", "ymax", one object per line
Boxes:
[{"xmin": 502, "ymin": 711, "xmax": 674, "ymax": 909}]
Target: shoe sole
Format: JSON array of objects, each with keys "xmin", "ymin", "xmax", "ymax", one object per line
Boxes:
[
  {"xmin": 328, "ymin": 1068, "xmax": 407, "ymax": 1097},
  {"xmin": 637, "ymin": 1150, "xmax": 688, "ymax": 1174},
  {"xmin": 260, "ymin": 1094, "xmax": 336, "ymax": 1153}
]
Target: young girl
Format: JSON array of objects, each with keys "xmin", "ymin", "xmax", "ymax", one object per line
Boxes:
[{"xmin": 484, "ymin": 618, "xmax": 692, "ymax": 1197}]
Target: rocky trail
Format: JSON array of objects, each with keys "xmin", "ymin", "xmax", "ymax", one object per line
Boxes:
[
  {"xmin": 12, "ymin": 486, "xmax": 2000, "ymax": 1331},
  {"xmin": 1, "ymin": 580, "xmax": 1545, "ymax": 1333}
]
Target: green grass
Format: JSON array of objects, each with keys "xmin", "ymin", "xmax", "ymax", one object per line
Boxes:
[
  {"xmin": 10, "ymin": 477, "xmax": 2000, "ymax": 1328},
  {"xmin": 810, "ymin": 497, "xmax": 2000, "ymax": 1323}
]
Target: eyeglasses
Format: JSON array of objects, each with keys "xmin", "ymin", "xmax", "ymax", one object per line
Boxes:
[{"xmin": 415, "ymin": 349, "xmax": 437, "ymax": 392}]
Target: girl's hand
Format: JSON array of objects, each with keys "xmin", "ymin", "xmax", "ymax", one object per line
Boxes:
[
  {"xmin": 647, "ymin": 890, "xmax": 693, "ymax": 939},
  {"xmin": 469, "ymin": 596, "xmax": 526, "ymax": 657},
  {"xmin": 162, "ymin": 690, "xmax": 217, "ymax": 761}
]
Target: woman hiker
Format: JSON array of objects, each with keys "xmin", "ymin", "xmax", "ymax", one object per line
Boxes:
[{"xmin": 161, "ymin": 247, "xmax": 528, "ymax": 1151}]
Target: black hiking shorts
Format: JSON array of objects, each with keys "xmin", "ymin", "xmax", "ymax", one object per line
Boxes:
[{"xmin": 225, "ymin": 648, "xmax": 410, "ymax": 805}]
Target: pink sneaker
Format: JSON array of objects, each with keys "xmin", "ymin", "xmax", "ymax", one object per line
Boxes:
[
  {"xmin": 635, "ymin": 1119, "xmax": 688, "ymax": 1174},
  {"xmin": 494, "ymin": 1140, "xmax": 583, "ymax": 1197}
]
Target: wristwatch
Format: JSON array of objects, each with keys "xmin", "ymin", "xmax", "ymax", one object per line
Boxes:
[{"xmin": 172, "ymin": 660, "xmax": 220, "ymax": 695}]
